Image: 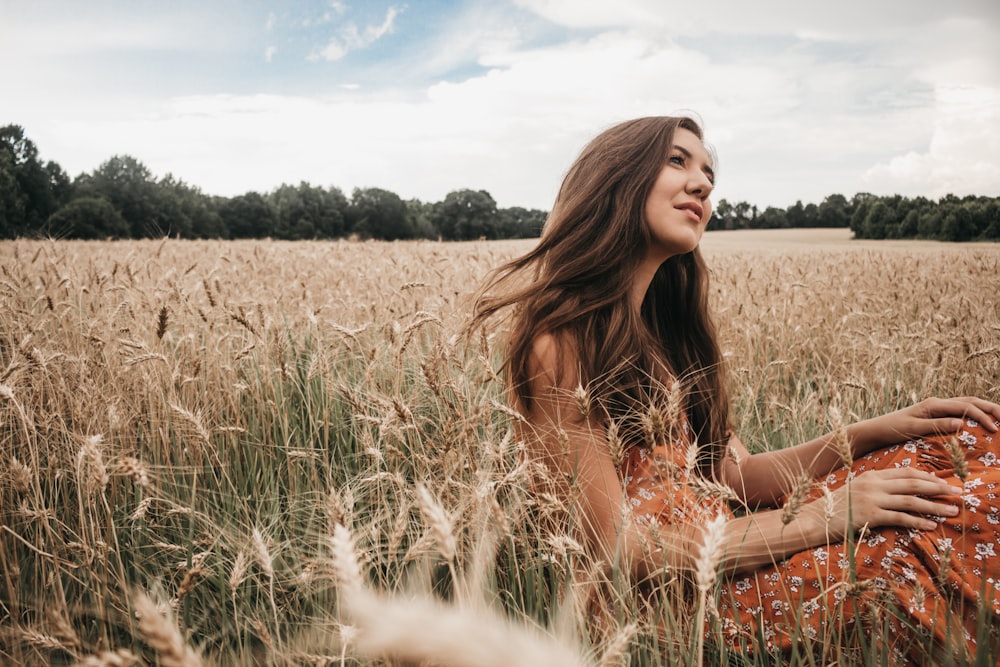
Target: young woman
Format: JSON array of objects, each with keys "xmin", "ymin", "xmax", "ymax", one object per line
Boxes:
[{"xmin": 471, "ymin": 116, "xmax": 1000, "ymax": 660}]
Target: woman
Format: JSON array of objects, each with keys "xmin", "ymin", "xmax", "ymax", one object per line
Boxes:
[{"xmin": 471, "ymin": 116, "xmax": 1000, "ymax": 661}]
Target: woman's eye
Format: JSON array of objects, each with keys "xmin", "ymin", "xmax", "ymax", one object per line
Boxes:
[{"xmin": 668, "ymin": 155, "xmax": 685, "ymax": 166}]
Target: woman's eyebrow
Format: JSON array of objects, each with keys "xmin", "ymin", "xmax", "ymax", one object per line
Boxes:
[{"xmin": 674, "ymin": 144, "xmax": 715, "ymax": 180}]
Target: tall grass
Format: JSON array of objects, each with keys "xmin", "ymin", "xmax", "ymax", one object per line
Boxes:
[{"xmin": 1, "ymin": 237, "xmax": 998, "ymax": 665}]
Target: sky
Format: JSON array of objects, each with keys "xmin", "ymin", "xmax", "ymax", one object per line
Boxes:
[{"xmin": 2, "ymin": 0, "xmax": 998, "ymax": 210}]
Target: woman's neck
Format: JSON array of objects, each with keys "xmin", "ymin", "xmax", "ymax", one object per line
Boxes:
[{"xmin": 630, "ymin": 254, "xmax": 663, "ymax": 313}]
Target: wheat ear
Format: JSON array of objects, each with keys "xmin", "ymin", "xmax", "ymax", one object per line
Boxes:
[
  {"xmin": 132, "ymin": 590, "xmax": 203, "ymax": 667},
  {"xmin": 781, "ymin": 471, "xmax": 814, "ymax": 526},
  {"xmin": 72, "ymin": 649, "xmax": 138, "ymax": 667},
  {"xmin": 416, "ymin": 484, "xmax": 457, "ymax": 562},
  {"xmin": 347, "ymin": 591, "xmax": 585, "ymax": 667},
  {"xmin": 330, "ymin": 523, "xmax": 364, "ymax": 593},
  {"xmin": 946, "ymin": 437, "xmax": 969, "ymax": 482},
  {"xmin": 693, "ymin": 513, "xmax": 728, "ymax": 667}
]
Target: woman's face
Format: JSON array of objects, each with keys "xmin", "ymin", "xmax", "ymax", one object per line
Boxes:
[{"xmin": 643, "ymin": 127, "xmax": 715, "ymax": 261}]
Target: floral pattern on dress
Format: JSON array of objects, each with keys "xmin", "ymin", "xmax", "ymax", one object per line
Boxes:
[{"xmin": 621, "ymin": 419, "xmax": 1000, "ymax": 661}]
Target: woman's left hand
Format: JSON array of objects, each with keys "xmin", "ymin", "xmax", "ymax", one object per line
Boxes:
[{"xmin": 852, "ymin": 396, "xmax": 1000, "ymax": 455}]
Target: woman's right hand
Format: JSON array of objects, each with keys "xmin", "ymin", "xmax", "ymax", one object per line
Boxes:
[{"xmin": 813, "ymin": 467, "xmax": 963, "ymax": 541}]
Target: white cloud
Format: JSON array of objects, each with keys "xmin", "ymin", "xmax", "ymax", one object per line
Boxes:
[
  {"xmin": 312, "ymin": 41, "xmax": 348, "ymax": 62},
  {"xmin": 863, "ymin": 85, "xmax": 1000, "ymax": 198},
  {"xmin": 309, "ymin": 5, "xmax": 402, "ymax": 62},
  {"xmin": 0, "ymin": 4, "xmax": 250, "ymax": 56},
  {"xmin": 515, "ymin": 0, "xmax": 997, "ymax": 40},
  {"xmin": 265, "ymin": 46, "xmax": 278, "ymax": 63}
]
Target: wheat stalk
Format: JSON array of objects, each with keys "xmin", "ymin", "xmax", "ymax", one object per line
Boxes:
[
  {"xmin": 10, "ymin": 456, "xmax": 32, "ymax": 493},
  {"xmin": 132, "ymin": 590, "xmax": 203, "ymax": 667},
  {"xmin": 169, "ymin": 403, "xmax": 212, "ymax": 445},
  {"xmin": 173, "ymin": 561, "xmax": 205, "ymax": 605},
  {"xmin": 597, "ymin": 622, "xmax": 637, "ymax": 667},
  {"xmin": 781, "ymin": 471, "xmax": 814, "ymax": 526},
  {"xmin": 155, "ymin": 305, "xmax": 169, "ymax": 339},
  {"xmin": 20, "ymin": 628, "xmax": 66, "ymax": 651},
  {"xmin": 346, "ymin": 590, "xmax": 586, "ymax": 667},
  {"xmin": 416, "ymin": 483, "xmax": 457, "ymax": 562},
  {"xmin": 693, "ymin": 513, "xmax": 728, "ymax": 667},
  {"xmin": 688, "ymin": 475, "xmax": 740, "ymax": 504},
  {"xmin": 946, "ymin": 436, "xmax": 969, "ymax": 482},
  {"xmin": 229, "ymin": 550, "xmax": 250, "ymax": 591},
  {"xmin": 641, "ymin": 402, "xmax": 667, "ymax": 448},
  {"xmin": 827, "ymin": 405, "xmax": 853, "ymax": 469},
  {"xmin": 251, "ymin": 528, "xmax": 274, "ymax": 580},
  {"xmin": 76, "ymin": 434, "xmax": 109, "ymax": 498},
  {"xmin": 330, "ymin": 523, "xmax": 364, "ymax": 593},
  {"xmin": 116, "ymin": 456, "xmax": 150, "ymax": 489},
  {"xmin": 694, "ymin": 513, "xmax": 728, "ymax": 594},
  {"xmin": 604, "ymin": 418, "xmax": 625, "ymax": 469},
  {"xmin": 72, "ymin": 648, "xmax": 139, "ymax": 667},
  {"xmin": 572, "ymin": 383, "xmax": 591, "ymax": 419}
]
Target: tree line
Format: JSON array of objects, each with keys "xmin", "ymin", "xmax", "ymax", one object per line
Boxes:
[
  {"xmin": 0, "ymin": 125, "xmax": 546, "ymax": 241},
  {"xmin": 708, "ymin": 193, "xmax": 1000, "ymax": 241},
  {"xmin": 3, "ymin": 124, "xmax": 998, "ymax": 241}
]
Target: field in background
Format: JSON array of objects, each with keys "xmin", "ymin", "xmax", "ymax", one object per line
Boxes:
[{"xmin": 2, "ymin": 234, "xmax": 1000, "ymax": 666}]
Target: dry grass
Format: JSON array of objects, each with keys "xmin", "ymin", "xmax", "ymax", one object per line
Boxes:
[{"xmin": 1, "ymin": 235, "xmax": 999, "ymax": 665}]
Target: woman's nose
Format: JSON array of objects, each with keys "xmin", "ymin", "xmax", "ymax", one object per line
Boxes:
[{"xmin": 688, "ymin": 171, "xmax": 713, "ymax": 197}]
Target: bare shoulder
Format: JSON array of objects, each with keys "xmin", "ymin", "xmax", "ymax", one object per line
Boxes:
[{"xmin": 525, "ymin": 331, "xmax": 580, "ymax": 392}]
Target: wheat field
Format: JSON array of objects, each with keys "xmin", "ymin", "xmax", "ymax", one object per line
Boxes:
[{"xmin": 2, "ymin": 234, "xmax": 1000, "ymax": 666}]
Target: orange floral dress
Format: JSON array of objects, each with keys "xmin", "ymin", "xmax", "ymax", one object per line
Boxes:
[{"xmin": 622, "ymin": 418, "xmax": 1000, "ymax": 661}]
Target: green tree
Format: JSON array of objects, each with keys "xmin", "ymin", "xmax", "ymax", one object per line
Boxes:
[
  {"xmin": 861, "ymin": 201, "xmax": 893, "ymax": 239},
  {"xmin": 433, "ymin": 189, "xmax": 499, "ymax": 240},
  {"xmin": 406, "ymin": 198, "xmax": 437, "ymax": 239},
  {"xmin": 980, "ymin": 200, "xmax": 1000, "ymax": 240},
  {"xmin": 496, "ymin": 206, "xmax": 546, "ymax": 238},
  {"xmin": 898, "ymin": 209, "xmax": 919, "ymax": 237},
  {"xmin": 157, "ymin": 174, "xmax": 226, "ymax": 238},
  {"xmin": 708, "ymin": 198, "xmax": 732, "ymax": 231},
  {"xmin": 785, "ymin": 200, "xmax": 805, "ymax": 228},
  {"xmin": 849, "ymin": 193, "xmax": 876, "ymax": 237},
  {"xmin": 75, "ymin": 155, "xmax": 165, "ymax": 237},
  {"xmin": 917, "ymin": 208, "xmax": 942, "ymax": 239},
  {"xmin": 47, "ymin": 197, "xmax": 129, "ymax": 239},
  {"xmin": 0, "ymin": 124, "xmax": 67, "ymax": 237},
  {"xmin": 939, "ymin": 200, "xmax": 983, "ymax": 242},
  {"xmin": 733, "ymin": 201, "xmax": 754, "ymax": 229},
  {"xmin": 0, "ymin": 149, "xmax": 26, "ymax": 238},
  {"xmin": 269, "ymin": 182, "xmax": 348, "ymax": 240},
  {"xmin": 219, "ymin": 192, "xmax": 278, "ymax": 238},
  {"xmin": 755, "ymin": 206, "xmax": 787, "ymax": 229},
  {"xmin": 802, "ymin": 202, "xmax": 819, "ymax": 227},
  {"xmin": 817, "ymin": 194, "xmax": 850, "ymax": 228},
  {"xmin": 348, "ymin": 187, "xmax": 413, "ymax": 240}
]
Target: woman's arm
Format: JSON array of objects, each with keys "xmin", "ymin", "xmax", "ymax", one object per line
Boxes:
[
  {"xmin": 521, "ymin": 336, "xmax": 966, "ymax": 579},
  {"xmin": 719, "ymin": 397, "xmax": 1000, "ymax": 508}
]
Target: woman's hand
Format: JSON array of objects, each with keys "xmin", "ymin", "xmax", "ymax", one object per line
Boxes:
[
  {"xmin": 813, "ymin": 467, "xmax": 963, "ymax": 541},
  {"xmin": 851, "ymin": 396, "xmax": 1000, "ymax": 457}
]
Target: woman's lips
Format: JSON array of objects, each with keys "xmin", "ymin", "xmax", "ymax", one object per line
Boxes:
[{"xmin": 676, "ymin": 203, "xmax": 703, "ymax": 223}]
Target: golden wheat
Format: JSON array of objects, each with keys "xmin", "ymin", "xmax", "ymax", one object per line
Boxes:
[
  {"xmin": 132, "ymin": 590, "xmax": 203, "ymax": 667},
  {"xmin": 2, "ymin": 235, "xmax": 999, "ymax": 665}
]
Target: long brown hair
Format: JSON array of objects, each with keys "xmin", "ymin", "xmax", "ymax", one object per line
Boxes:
[{"xmin": 471, "ymin": 116, "xmax": 729, "ymax": 468}]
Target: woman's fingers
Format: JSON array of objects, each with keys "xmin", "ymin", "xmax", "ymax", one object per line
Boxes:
[
  {"xmin": 967, "ymin": 396, "xmax": 1000, "ymax": 428},
  {"xmin": 859, "ymin": 466, "xmax": 961, "ymax": 493},
  {"xmin": 883, "ymin": 493, "xmax": 959, "ymax": 517},
  {"xmin": 879, "ymin": 511, "xmax": 941, "ymax": 532},
  {"xmin": 920, "ymin": 397, "xmax": 1000, "ymax": 432},
  {"xmin": 843, "ymin": 468, "xmax": 963, "ymax": 531}
]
